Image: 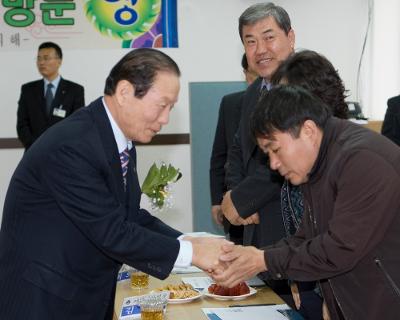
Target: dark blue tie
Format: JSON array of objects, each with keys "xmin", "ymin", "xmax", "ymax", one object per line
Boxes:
[{"xmin": 45, "ymin": 83, "xmax": 54, "ymax": 116}]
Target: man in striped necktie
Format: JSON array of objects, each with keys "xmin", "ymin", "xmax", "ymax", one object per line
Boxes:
[{"xmin": 0, "ymin": 48, "xmax": 231, "ymax": 320}]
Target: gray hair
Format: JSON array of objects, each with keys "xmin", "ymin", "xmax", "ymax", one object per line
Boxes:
[{"xmin": 239, "ymin": 2, "xmax": 292, "ymax": 42}]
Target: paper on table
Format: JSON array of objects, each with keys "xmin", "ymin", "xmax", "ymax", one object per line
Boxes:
[
  {"xmin": 202, "ymin": 304, "xmax": 291, "ymax": 320},
  {"xmin": 171, "ymin": 265, "xmax": 202, "ymax": 274},
  {"xmin": 181, "ymin": 276, "xmax": 265, "ymax": 290},
  {"xmin": 181, "ymin": 276, "xmax": 214, "ymax": 290},
  {"xmin": 246, "ymin": 276, "xmax": 265, "ymax": 287},
  {"xmin": 117, "ymin": 271, "xmax": 131, "ymax": 282},
  {"xmin": 119, "ymin": 291, "xmax": 169, "ymax": 320},
  {"xmin": 203, "ymin": 311, "xmax": 223, "ymax": 320}
]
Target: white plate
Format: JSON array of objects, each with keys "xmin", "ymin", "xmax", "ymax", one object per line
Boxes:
[
  {"xmin": 202, "ymin": 287, "xmax": 257, "ymax": 301},
  {"xmin": 168, "ymin": 292, "xmax": 202, "ymax": 304}
]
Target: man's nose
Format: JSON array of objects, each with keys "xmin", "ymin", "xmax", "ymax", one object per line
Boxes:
[
  {"xmin": 269, "ymin": 154, "xmax": 280, "ymax": 170},
  {"xmin": 158, "ymin": 107, "xmax": 170, "ymax": 125},
  {"xmin": 255, "ymin": 40, "xmax": 268, "ymax": 55}
]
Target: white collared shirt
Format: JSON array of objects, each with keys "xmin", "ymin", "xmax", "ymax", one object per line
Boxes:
[
  {"xmin": 101, "ymin": 97, "xmax": 192, "ymax": 268},
  {"xmin": 44, "ymin": 75, "xmax": 61, "ymax": 97},
  {"xmin": 261, "ymin": 78, "xmax": 272, "ymax": 91}
]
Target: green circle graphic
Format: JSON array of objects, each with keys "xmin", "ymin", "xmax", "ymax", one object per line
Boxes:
[{"xmin": 85, "ymin": 0, "xmax": 161, "ymax": 40}]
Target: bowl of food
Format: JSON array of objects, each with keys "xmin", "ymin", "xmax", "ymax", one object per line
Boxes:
[
  {"xmin": 154, "ymin": 283, "xmax": 202, "ymax": 304},
  {"xmin": 204, "ymin": 282, "xmax": 256, "ymax": 301}
]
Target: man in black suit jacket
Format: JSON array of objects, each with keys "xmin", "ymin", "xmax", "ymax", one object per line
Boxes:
[
  {"xmin": 209, "ymin": 54, "xmax": 257, "ymax": 244},
  {"xmin": 222, "ymin": 3, "xmax": 295, "ymax": 250},
  {"xmin": 0, "ymin": 49, "xmax": 226, "ymax": 320},
  {"xmin": 382, "ymin": 95, "xmax": 400, "ymax": 146},
  {"xmin": 17, "ymin": 42, "xmax": 85, "ymax": 150},
  {"xmin": 221, "ymin": 3, "xmax": 295, "ymax": 299}
]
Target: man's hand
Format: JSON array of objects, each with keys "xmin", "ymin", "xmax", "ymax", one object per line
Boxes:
[
  {"xmin": 211, "ymin": 244, "xmax": 267, "ymax": 287},
  {"xmin": 221, "ymin": 191, "xmax": 241, "ymax": 225},
  {"xmin": 244, "ymin": 212, "xmax": 260, "ymax": 225},
  {"xmin": 221, "ymin": 191, "xmax": 260, "ymax": 225},
  {"xmin": 188, "ymin": 237, "xmax": 234, "ymax": 273},
  {"xmin": 290, "ymin": 282, "xmax": 301, "ymax": 310},
  {"xmin": 211, "ymin": 205, "xmax": 224, "ymax": 226}
]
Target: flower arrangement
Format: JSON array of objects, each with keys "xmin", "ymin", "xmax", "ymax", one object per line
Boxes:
[{"xmin": 141, "ymin": 162, "xmax": 182, "ymax": 211}]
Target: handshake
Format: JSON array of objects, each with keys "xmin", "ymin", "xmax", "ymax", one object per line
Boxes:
[{"xmin": 184, "ymin": 236, "xmax": 267, "ymax": 288}]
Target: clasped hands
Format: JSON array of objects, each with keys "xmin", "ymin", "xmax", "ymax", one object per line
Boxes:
[
  {"xmin": 186, "ymin": 236, "xmax": 267, "ymax": 288},
  {"xmin": 220, "ymin": 190, "xmax": 259, "ymax": 226}
]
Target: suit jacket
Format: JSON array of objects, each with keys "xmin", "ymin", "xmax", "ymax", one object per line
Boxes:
[
  {"xmin": 381, "ymin": 95, "xmax": 400, "ymax": 146},
  {"xmin": 17, "ymin": 78, "xmax": 85, "ymax": 149},
  {"xmin": 225, "ymin": 78, "xmax": 284, "ymax": 248},
  {"xmin": 209, "ymin": 91, "xmax": 244, "ymax": 239},
  {"xmin": 0, "ymin": 98, "xmax": 181, "ymax": 320}
]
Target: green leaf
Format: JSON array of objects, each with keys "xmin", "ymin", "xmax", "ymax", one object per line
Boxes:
[
  {"xmin": 141, "ymin": 163, "xmax": 159, "ymax": 195},
  {"xmin": 140, "ymin": 162, "xmax": 183, "ymax": 209},
  {"xmin": 166, "ymin": 165, "xmax": 179, "ymax": 182},
  {"xmin": 159, "ymin": 163, "xmax": 168, "ymax": 182}
]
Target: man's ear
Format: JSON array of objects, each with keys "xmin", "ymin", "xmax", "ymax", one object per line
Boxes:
[
  {"xmin": 288, "ymin": 29, "xmax": 295, "ymax": 49},
  {"xmin": 301, "ymin": 120, "xmax": 319, "ymax": 143},
  {"xmin": 115, "ymin": 80, "xmax": 135, "ymax": 105}
]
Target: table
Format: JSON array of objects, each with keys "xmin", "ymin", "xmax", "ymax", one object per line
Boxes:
[{"xmin": 114, "ymin": 273, "xmax": 284, "ymax": 319}]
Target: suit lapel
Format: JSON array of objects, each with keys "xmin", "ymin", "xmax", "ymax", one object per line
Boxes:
[
  {"xmin": 244, "ymin": 78, "xmax": 263, "ymax": 166},
  {"xmin": 35, "ymin": 80, "xmax": 48, "ymax": 120},
  {"xmin": 125, "ymin": 146, "xmax": 141, "ymax": 214},
  {"xmin": 89, "ymin": 98, "xmax": 125, "ymax": 202}
]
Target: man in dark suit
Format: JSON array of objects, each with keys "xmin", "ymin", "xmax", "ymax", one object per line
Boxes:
[
  {"xmin": 221, "ymin": 2, "xmax": 295, "ymax": 298},
  {"xmin": 0, "ymin": 49, "xmax": 226, "ymax": 320},
  {"xmin": 382, "ymin": 94, "xmax": 400, "ymax": 146},
  {"xmin": 222, "ymin": 2, "xmax": 295, "ymax": 252},
  {"xmin": 209, "ymin": 54, "xmax": 257, "ymax": 244},
  {"xmin": 17, "ymin": 41, "xmax": 85, "ymax": 150}
]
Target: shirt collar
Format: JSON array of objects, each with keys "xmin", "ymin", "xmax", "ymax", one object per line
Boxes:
[
  {"xmin": 44, "ymin": 75, "xmax": 61, "ymax": 89},
  {"xmin": 261, "ymin": 78, "xmax": 272, "ymax": 91},
  {"xmin": 102, "ymin": 97, "xmax": 131, "ymax": 153}
]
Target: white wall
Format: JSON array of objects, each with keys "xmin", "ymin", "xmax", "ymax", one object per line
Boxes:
[
  {"xmin": 0, "ymin": 0, "xmax": 375, "ymax": 229},
  {"xmin": 366, "ymin": 0, "xmax": 400, "ymax": 119}
]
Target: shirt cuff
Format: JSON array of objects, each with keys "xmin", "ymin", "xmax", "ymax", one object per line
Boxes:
[{"xmin": 174, "ymin": 240, "xmax": 193, "ymax": 267}]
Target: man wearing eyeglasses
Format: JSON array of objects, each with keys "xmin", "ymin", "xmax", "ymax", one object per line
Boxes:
[{"xmin": 17, "ymin": 42, "xmax": 85, "ymax": 150}]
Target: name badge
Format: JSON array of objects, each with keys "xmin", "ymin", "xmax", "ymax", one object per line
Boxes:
[{"xmin": 53, "ymin": 107, "xmax": 66, "ymax": 118}]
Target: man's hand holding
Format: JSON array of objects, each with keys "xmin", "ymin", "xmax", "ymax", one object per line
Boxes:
[
  {"xmin": 211, "ymin": 244, "xmax": 267, "ymax": 287},
  {"xmin": 189, "ymin": 237, "xmax": 234, "ymax": 273}
]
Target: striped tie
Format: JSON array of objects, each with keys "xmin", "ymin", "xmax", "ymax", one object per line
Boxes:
[{"xmin": 120, "ymin": 148, "xmax": 129, "ymax": 187}]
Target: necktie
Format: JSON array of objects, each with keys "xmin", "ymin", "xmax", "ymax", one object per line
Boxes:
[
  {"xmin": 120, "ymin": 148, "xmax": 130, "ymax": 188},
  {"xmin": 260, "ymin": 84, "xmax": 269, "ymax": 100},
  {"xmin": 45, "ymin": 83, "xmax": 54, "ymax": 116}
]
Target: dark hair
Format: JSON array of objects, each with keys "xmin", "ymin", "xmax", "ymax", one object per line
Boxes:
[
  {"xmin": 272, "ymin": 50, "xmax": 348, "ymax": 119},
  {"xmin": 251, "ymin": 85, "xmax": 332, "ymax": 139},
  {"xmin": 241, "ymin": 54, "xmax": 249, "ymax": 71},
  {"xmin": 239, "ymin": 2, "xmax": 291, "ymax": 42},
  {"xmin": 104, "ymin": 48, "xmax": 181, "ymax": 98},
  {"xmin": 38, "ymin": 42, "xmax": 62, "ymax": 59}
]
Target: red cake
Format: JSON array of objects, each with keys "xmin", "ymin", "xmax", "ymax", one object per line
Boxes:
[{"xmin": 208, "ymin": 282, "xmax": 250, "ymax": 296}]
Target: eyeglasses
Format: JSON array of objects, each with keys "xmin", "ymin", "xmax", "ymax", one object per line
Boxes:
[{"xmin": 36, "ymin": 56, "xmax": 60, "ymax": 62}]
